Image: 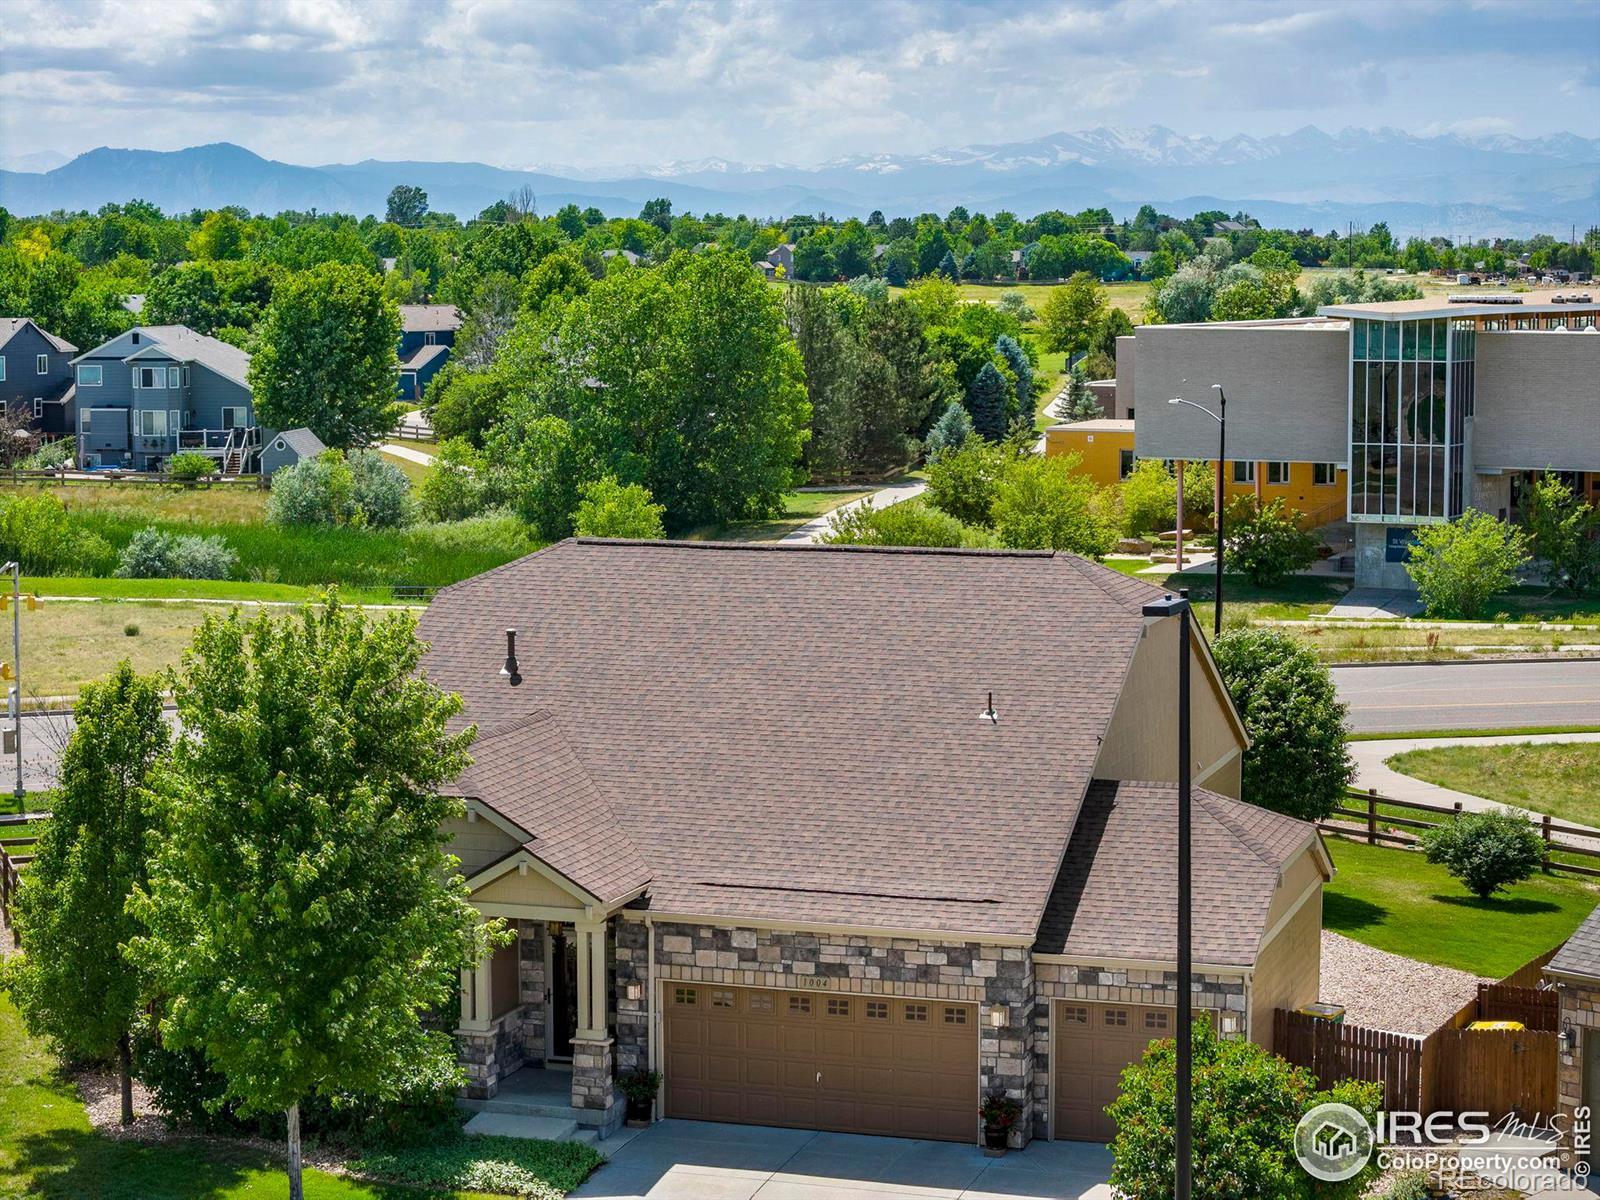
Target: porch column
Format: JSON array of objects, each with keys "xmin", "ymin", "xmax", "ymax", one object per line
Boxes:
[
  {"xmin": 1175, "ymin": 459, "xmax": 1185, "ymax": 571},
  {"xmin": 570, "ymin": 917, "xmax": 623, "ymax": 1135},
  {"xmin": 457, "ymin": 955, "xmax": 499, "ymax": 1100}
]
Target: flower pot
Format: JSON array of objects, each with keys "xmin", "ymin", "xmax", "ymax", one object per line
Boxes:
[
  {"xmin": 624, "ymin": 1097, "xmax": 653, "ymax": 1125},
  {"xmin": 983, "ymin": 1127, "xmax": 1009, "ymax": 1152}
]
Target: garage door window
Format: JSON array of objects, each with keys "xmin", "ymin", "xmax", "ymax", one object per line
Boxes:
[
  {"xmin": 673, "ymin": 987, "xmax": 697, "ymax": 1006},
  {"xmin": 943, "ymin": 1006, "xmax": 968, "ymax": 1026},
  {"xmin": 866, "ymin": 1001, "xmax": 889, "ymax": 1020},
  {"xmin": 826, "ymin": 998, "xmax": 851, "ymax": 1017},
  {"xmin": 1061, "ymin": 1005, "xmax": 1089, "ymax": 1025},
  {"xmin": 749, "ymin": 993, "xmax": 773, "ymax": 1014},
  {"xmin": 788, "ymin": 995, "xmax": 812, "ymax": 1015},
  {"xmin": 1103, "ymin": 1009, "xmax": 1129, "ymax": 1028},
  {"xmin": 904, "ymin": 1003, "xmax": 929, "ymax": 1023},
  {"xmin": 711, "ymin": 989, "xmax": 735, "ymax": 1009},
  {"xmin": 1144, "ymin": 1011, "xmax": 1170, "ymax": 1032}
]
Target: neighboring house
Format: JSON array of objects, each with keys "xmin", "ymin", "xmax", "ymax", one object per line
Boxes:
[
  {"xmin": 1546, "ymin": 909, "xmax": 1600, "ymax": 1167},
  {"xmin": 753, "ymin": 260, "xmax": 776, "ymax": 280},
  {"xmin": 601, "ymin": 248, "xmax": 640, "ymax": 266},
  {"xmin": 767, "ymin": 243, "xmax": 795, "ymax": 276},
  {"xmin": 397, "ymin": 304, "xmax": 461, "ymax": 403},
  {"xmin": 421, "ymin": 540, "xmax": 1330, "ymax": 1143},
  {"xmin": 71, "ymin": 325, "xmax": 260, "ymax": 473},
  {"xmin": 258, "ymin": 426, "xmax": 326, "ymax": 477},
  {"xmin": 0, "ymin": 317, "xmax": 77, "ymax": 436},
  {"xmin": 1126, "ymin": 249, "xmax": 1155, "ymax": 274}
]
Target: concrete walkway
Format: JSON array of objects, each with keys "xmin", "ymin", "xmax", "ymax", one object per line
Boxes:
[
  {"xmin": 378, "ymin": 442, "xmax": 435, "ymax": 466},
  {"xmin": 779, "ymin": 479, "xmax": 929, "ymax": 544},
  {"xmin": 571, "ymin": 1119, "xmax": 1113, "ymax": 1199}
]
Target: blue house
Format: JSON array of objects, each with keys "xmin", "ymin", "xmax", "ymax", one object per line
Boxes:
[
  {"xmin": 0, "ymin": 317, "xmax": 78, "ymax": 436},
  {"xmin": 398, "ymin": 304, "xmax": 460, "ymax": 403},
  {"xmin": 71, "ymin": 325, "xmax": 262, "ymax": 473}
]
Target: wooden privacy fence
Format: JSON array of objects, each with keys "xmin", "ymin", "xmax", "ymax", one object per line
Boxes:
[
  {"xmin": 1275, "ymin": 1009, "xmax": 1423, "ymax": 1110},
  {"xmin": 1477, "ymin": 982, "xmax": 1559, "ymax": 1031},
  {"xmin": 1324, "ymin": 788, "xmax": 1600, "ymax": 879},
  {"xmin": 1428, "ymin": 1026, "xmax": 1557, "ymax": 1119}
]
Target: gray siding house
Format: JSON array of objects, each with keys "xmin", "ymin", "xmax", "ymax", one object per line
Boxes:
[
  {"xmin": 398, "ymin": 304, "xmax": 461, "ymax": 403},
  {"xmin": 259, "ymin": 426, "xmax": 326, "ymax": 477},
  {"xmin": 0, "ymin": 317, "xmax": 77, "ymax": 436},
  {"xmin": 71, "ymin": 326, "xmax": 262, "ymax": 473}
]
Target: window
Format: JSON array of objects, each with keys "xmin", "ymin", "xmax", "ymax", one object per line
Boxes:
[
  {"xmin": 904, "ymin": 1003, "xmax": 929, "ymax": 1023},
  {"xmin": 1231, "ymin": 460, "xmax": 1256, "ymax": 484},
  {"xmin": 33, "ymin": 398, "xmax": 43, "ymax": 418},
  {"xmin": 167, "ymin": 366, "xmax": 181, "ymax": 389},
  {"xmin": 182, "ymin": 365, "xmax": 190, "ymax": 386},
  {"xmin": 1104, "ymin": 1008, "xmax": 1129, "ymax": 1028},
  {"xmin": 1119, "ymin": 449, "xmax": 1135, "ymax": 479},
  {"xmin": 942, "ymin": 1006, "xmax": 968, "ymax": 1025},
  {"xmin": 81, "ymin": 410, "xmax": 92, "ymax": 433},
  {"xmin": 826, "ymin": 998, "xmax": 850, "ymax": 1017},
  {"xmin": 1313, "ymin": 463, "xmax": 1338, "ymax": 486},
  {"xmin": 36, "ymin": 354, "xmax": 48, "ymax": 375},
  {"xmin": 788, "ymin": 995, "xmax": 811, "ymax": 1015},
  {"xmin": 424, "ymin": 331, "xmax": 437, "ymax": 345},
  {"xmin": 1126, "ymin": 407, "xmax": 1134, "ymax": 420},
  {"xmin": 1266, "ymin": 461, "xmax": 1290, "ymax": 485},
  {"xmin": 673, "ymin": 987, "xmax": 697, "ymax": 1006},
  {"xmin": 710, "ymin": 989, "xmax": 734, "ymax": 1009},
  {"xmin": 866, "ymin": 1001, "xmax": 889, "ymax": 1021},
  {"xmin": 1060, "ymin": 1005, "xmax": 1089, "ymax": 1025},
  {"xmin": 221, "ymin": 406, "xmax": 247, "ymax": 429},
  {"xmin": 134, "ymin": 365, "xmax": 164, "ymax": 389},
  {"xmin": 139, "ymin": 410, "xmax": 168, "ymax": 437},
  {"xmin": 1144, "ymin": 1011, "xmax": 1170, "ymax": 1031},
  {"xmin": 0, "ymin": 356, "xmax": 6, "ymax": 381},
  {"xmin": 748, "ymin": 993, "xmax": 773, "ymax": 1014},
  {"xmin": 78, "ymin": 364, "xmax": 102, "ymax": 386}
]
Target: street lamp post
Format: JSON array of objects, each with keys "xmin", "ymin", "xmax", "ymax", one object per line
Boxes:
[
  {"xmin": 1142, "ymin": 590, "xmax": 1193, "ymax": 1200},
  {"xmin": 1167, "ymin": 386, "xmax": 1227, "ymax": 637}
]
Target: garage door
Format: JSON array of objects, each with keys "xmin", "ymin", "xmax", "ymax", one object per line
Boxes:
[
  {"xmin": 1053, "ymin": 1001, "xmax": 1174, "ymax": 1141},
  {"xmin": 664, "ymin": 983, "xmax": 977, "ymax": 1141}
]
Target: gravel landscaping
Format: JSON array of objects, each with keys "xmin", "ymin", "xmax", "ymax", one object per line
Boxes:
[{"xmin": 1319, "ymin": 930, "xmax": 1489, "ymax": 1035}]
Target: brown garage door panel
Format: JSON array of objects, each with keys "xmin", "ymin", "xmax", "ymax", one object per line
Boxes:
[
  {"xmin": 664, "ymin": 984, "xmax": 977, "ymax": 1142},
  {"xmin": 1052, "ymin": 1001, "xmax": 1177, "ymax": 1143}
]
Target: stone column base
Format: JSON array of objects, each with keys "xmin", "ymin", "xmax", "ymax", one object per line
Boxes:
[{"xmin": 571, "ymin": 1035, "xmax": 625, "ymax": 1138}]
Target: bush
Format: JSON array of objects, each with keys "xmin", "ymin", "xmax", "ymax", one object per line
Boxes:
[
  {"xmin": 572, "ymin": 476, "xmax": 666, "ymax": 539},
  {"xmin": 991, "ymin": 454, "xmax": 1116, "ymax": 556},
  {"xmin": 821, "ymin": 498, "xmax": 993, "ymax": 548},
  {"xmin": 350, "ymin": 1134, "xmax": 602, "ymax": 1200},
  {"xmin": 924, "ymin": 439, "xmax": 1006, "ymax": 527},
  {"xmin": 417, "ymin": 438, "xmax": 487, "ymax": 523},
  {"xmin": 1119, "ymin": 459, "xmax": 1177, "ymax": 537},
  {"xmin": 426, "ymin": 368, "xmax": 509, "ymax": 448},
  {"xmin": 346, "ymin": 449, "xmax": 415, "ymax": 528},
  {"xmin": 113, "ymin": 527, "xmax": 238, "ymax": 580},
  {"xmin": 166, "ymin": 451, "xmax": 215, "ymax": 482},
  {"xmin": 1224, "ymin": 496, "xmax": 1319, "ymax": 586},
  {"xmin": 0, "ymin": 492, "xmax": 108, "ymax": 574},
  {"xmin": 1420, "ymin": 808, "xmax": 1546, "ymax": 900},
  {"xmin": 1107, "ymin": 1020, "xmax": 1381, "ymax": 1200},
  {"xmin": 1383, "ymin": 1171, "xmax": 1431, "ymax": 1200},
  {"xmin": 1523, "ymin": 470, "xmax": 1600, "ymax": 595},
  {"xmin": 267, "ymin": 450, "xmax": 414, "ymax": 529},
  {"xmin": 20, "ymin": 437, "xmax": 74, "ymax": 470},
  {"xmin": 1407, "ymin": 509, "xmax": 1530, "ymax": 618},
  {"xmin": 1212, "ymin": 628, "xmax": 1355, "ymax": 821}
]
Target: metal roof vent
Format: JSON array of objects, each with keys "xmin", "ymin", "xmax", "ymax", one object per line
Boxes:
[
  {"xmin": 978, "ymin": 691, "xmax": 998, "ymax": 724},
  {"xmin": 500, "ymin": 629, "xmax": 522, "ymax": 686}
]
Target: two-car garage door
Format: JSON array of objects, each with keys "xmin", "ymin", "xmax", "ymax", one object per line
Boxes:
[{"xmin": 663, "ymin": 983, "xmax": 977, "ymax": 1142}]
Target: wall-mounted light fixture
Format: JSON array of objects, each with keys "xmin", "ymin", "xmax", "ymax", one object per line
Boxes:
[
  {"xmin": 988, "ymin": 1006, "xmax": 1009, "ymax": 1028},
  {"xmin": 1561, "ymin": 1020, "xmax": 1577, "ymax": 1055},
  {"xmin": 625, "ymin": 982, "xmax": 642, "ymax": 1001}
]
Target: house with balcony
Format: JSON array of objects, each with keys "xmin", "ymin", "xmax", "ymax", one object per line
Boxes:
[
  {"xmin": 0, "ymin": 317, "xmax": 77, "ymax": 436},
  {"xmin": 71, "ymin": 325, "xmax": 262, "ymax": 473}
]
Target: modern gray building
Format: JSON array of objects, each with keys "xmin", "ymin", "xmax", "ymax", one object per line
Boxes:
[
  {"xmin": 1120, "ymin": 289, "xmax": 1600, "ymax": 589},
  {"xmin": 71, "ymin": 325, "xmax": 262, "ymax": 473}
]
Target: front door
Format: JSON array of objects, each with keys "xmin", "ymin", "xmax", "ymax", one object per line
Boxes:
[{"xmin": 549, "ymin": 929, "xmax": 579, "ymax": 1061}]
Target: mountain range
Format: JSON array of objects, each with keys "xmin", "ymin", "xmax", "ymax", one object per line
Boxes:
[{"xmin": 2, "ymin": 126, "xmax": 1595, "ymax": 239}]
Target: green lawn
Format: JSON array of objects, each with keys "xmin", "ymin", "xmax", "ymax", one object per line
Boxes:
[
  {"xmin": 1385, "ymin": 743, "xmax": 1600, "ymax": 829},
  {"xmin": 22, "ymin": 577, "xmax": 398, "ymax": 605},
  {"xmin": 379, "ymin": 451, "xmax": 430, "ymax": 485},
  {"xmin": 684, "ymin": 488, "xmax": 874, "ymax": 542},
  {"xmin": 0, "ymin": 994, "xmax": 597, "ymax": 1199},
  {"xmin": 1321, "ymin": 837, "xmax": 1599, "ymax": 977}
]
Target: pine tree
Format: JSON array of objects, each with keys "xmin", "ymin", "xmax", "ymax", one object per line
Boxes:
[
  {"xmin": 995, "ymin": 335, "xmax": 1034, "ymax": 422},
  {"xmin": 924, "ymin": 400, "xmax": 973, "ymax": 460},
  {"xmin": 938, "ymin": 249, "xmax": 960, "ymax": 281},
  {"xmin": 1062, "ymin": 365, "xmax": 1102, "ymax": 421},
  {"xmin": 966, "ymin": 362, "xmax": 1009, "ymax": 442}
]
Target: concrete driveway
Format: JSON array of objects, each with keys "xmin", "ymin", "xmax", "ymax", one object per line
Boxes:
[{"xmin": 571, "ymin": 1120, "xmax": 1113, "ymax": 1199}]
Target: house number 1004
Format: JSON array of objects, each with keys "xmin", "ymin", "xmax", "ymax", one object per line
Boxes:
[{"xmin": 794, "ymin": 976, "xmax": 831, "ymax": 989}]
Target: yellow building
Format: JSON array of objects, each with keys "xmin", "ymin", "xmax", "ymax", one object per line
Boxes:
[{"xmin": 1045, "ymin": 419, "xmax": 1347, "ymax": 528}]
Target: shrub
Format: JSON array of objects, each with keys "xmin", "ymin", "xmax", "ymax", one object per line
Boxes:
[
  {"xmin": 822, "ymin": 498, "xmax": 993, "ymax": 548},
  {"xmin": 417, "ymin": 438, "xmax": 487, "ymax": 523},
  {"xmin": 113, "ymin": 527, "xmax": 237, "ymax": 580},
  {"xmin": 267, "ymin": 450, "xmax": 414, "ymax": 529},
  {"xmin": 124, "ymin": 623, "xmax": 139, "ymax": 637},
  {"xmin": 166, "ymin": 451, "xmax": 215, "ymax": 483},
  {"xmin": 924, "ymin": 438, "xmax": 1006, "ymax": 527},
  {"xmin": 20, "ymin": 436, "xmax": 74, "ymax": 470},
  {"xmin": 1107, "ymin": 1019, "xmax": 1381, "ymax": 1200},
  {"xmin": 1225, "ymin": 496, "xmax": 1319, "ymax": 586},
  {"xmin": 1212, "ymin": 628, "xmax": 1355, "ymax": 821},
  {"xmin": 1119, "ymin": 459, "xmax": 1177, "ymax": 537},
  {"xmin": 1523, "ymin": 470, "xmax": 1600, "ymax": 596},
  {"xmin": 572, "ymin": 476, "xmax": 666, "ymax": 539},
  {"xmin": 346, "ymin": 449, "xmax": 416, "ymax": 528},
  {"xmin": 0, "ymin": 492, "xmax": 108, "ymax": 574},
  {"xmin": 350, "ymin": 1134, "xmax": 602, "ymax": 1200},
  {"xmin": 1407, "ymin": 510, "xmax": 1530, "ymax": 618},
  {"xmin": 1383, "ymin": 1171, "xmax": 1431, "ymax": 1200},
  {"xmin": 1420, "ymin": 808, "xmax": 1546, "ymax": 900},
  {"xmin": 991, "ymin": 454, "xmax": 1116, "ymax": 556}
]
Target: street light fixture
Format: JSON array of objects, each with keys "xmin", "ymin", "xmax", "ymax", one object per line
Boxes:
[
  {"xmin": 1167, "ymin": 386, "xmax": 1228, "ymax": 637},
  {"xmin": 1141, "ymin": 590, "xmax": 1194, "ymax": 1200}
]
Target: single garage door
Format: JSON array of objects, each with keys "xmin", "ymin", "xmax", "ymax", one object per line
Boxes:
[
  {"xmin": 664, "ymin": 983, "xmax": 977, "ymax": 1141},
  {"xmin": 1053, "ymin": 1001, "xmax": 1174, "ymax": 1141}
]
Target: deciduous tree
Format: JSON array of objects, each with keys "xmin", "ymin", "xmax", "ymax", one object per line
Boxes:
[
  {"xmin": 1038, "ymin": 272, "xmax": 1107, "ymax": 354},
  {"xmin": 385, "ymin": 184, "xmax": 429, "ymax": 226}
]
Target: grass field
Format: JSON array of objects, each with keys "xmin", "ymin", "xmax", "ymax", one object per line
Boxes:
[
  {"xmin": 684, "ymin": 488, "xmax": 875, "ymax": 542},
  {"xmin": 1321, "ymin": 837, "xmax": 1598, "ymax": 978},
  {"xmin": 1385, "ymin": 743, "xmax": 1600, "ymax": 829},
  {"xmin": 0, "ymin": 993, "xmax": 600, "ymax": 1200},
  {"xmin": 2, "ymin": 480, "xmax": 270, "ymax": 522},
  {"xmin": 379, "ymin": 451, "xmax": 430, "ymax": 485},
  {"xmin": 21, "ymin": 577, "xmax": 397, "ymax": 604}
]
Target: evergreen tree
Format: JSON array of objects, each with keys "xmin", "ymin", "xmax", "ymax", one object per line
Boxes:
[
  {"xmin": 995, "ymin": 334, "xmax": 1033, "ymax": 422},
  {"xmin": 938, "ymin": 249, "xmax": 960, "ymax": 280},
  {"xmin": 924, "ymin": 399, "xmax": 973, "ymax": 460},
  {"xmin": 1062, "ymin": 364, "xmax": 1101, "ymax": 421},
  {"xmin": 7, "ymin": 663, "xmax": 170, "ymax": 1125},
  {"xmin": 966, "ymin": 362, "xmax": 1009, "ymax": 441}
]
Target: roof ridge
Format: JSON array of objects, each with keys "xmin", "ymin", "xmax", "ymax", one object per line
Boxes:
[
  {"xmin": 571, "ymin": 537, "xmax": 1055, "ymax": 559},
  {"xmin": 1060, "ymin": 552, "xmax": 1164, "ymax": 616},
  {"xmin": 1193, "ymin": 788, "xmax": 1286, "ymax": 870}
]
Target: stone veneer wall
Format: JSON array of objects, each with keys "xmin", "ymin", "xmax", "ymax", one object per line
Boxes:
[
  {"xmin": 518, "ymin": 920, "xmax": 548, "ymax": 1063},
  {"xmin": 458, "ymin": 919, "xmax": 548, "ymax": 1100},
  {"xmin": 620, "ymin": 917, "xmax": 1037, "ymax": 1145},
  {"xmin": 1556, "ymin": 979, "xmax": 1600, "ymax": 1157},
  {"xmin": 1032, "ymin": 961, "xmax": 1249, "ymax": 1141}
]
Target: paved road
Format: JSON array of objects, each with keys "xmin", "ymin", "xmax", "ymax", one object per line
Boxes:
[{"xmin": 1333, "ymin": 659, "xmax": 1600, "ymax": 733}]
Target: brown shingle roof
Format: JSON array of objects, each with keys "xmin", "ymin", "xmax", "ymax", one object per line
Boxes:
[
  {"xmin": 399, "ymin": 304, "xmax": 462, "ymax": 333},
  {"xmin": 419, "ymin": 540, "xmax": 1168, "ymax": 940},
  {"xmin": 1034, "ymin": 779, "xmax": 1316, "ymax": 967},
  {"xmin": 1548, "ymin": 904, "xmax": 1600, "ymax": 981}
]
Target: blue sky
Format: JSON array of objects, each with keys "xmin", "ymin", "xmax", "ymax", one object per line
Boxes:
[{"xmin": 2, "ymin": 0, "xmax": 1596, "ymax": 171}]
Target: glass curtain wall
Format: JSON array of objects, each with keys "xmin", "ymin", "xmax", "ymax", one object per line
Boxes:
[{"xmin": 1349, "ymin": 318, "xmax": 1456, "ymax": 521}]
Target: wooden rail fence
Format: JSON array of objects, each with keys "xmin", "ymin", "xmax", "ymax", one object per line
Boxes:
[
  {"xmin": 1275, "ymin": 1009, "xmax": 1423, "ymax": 1111},
  {"xmin": 0, "ymin": 811, "xmax": 48, "ymax": 931},
  {"xmin": 1323, "ymin": 787, "xmax": 1600, "ymax": 879}
]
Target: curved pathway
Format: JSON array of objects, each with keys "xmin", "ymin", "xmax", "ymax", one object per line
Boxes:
[{"xmin": 779, "ymin": 479, "xmax": 928, "ymax": 544}]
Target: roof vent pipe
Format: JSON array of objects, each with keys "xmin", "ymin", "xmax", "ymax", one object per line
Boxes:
[
  {"xmin": 501, "ymin": 629, "xmax": 522, "ymax": 686},
  {"xmin": 979, "ymin": 691, "xmax": 998, "ymax": 724}
]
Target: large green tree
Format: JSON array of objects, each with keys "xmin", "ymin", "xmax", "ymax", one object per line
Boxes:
[
  {"xmin": 249, "ymin": 262, "xmax": 401, "ymax": 448},
  {"xmin": 126, "ymin": 600, "xmax": 498, "ymax": 1200},
  {"xmin": 385, "ymin": 184, "xmax": 429, "ymax": 226},
  {"xmin": 6, "ymin": 663, "xmax": 169, "ymax": 1125},
  {"xmin": 1038, "ymin": 272, "xmax": 1108, "ymax": 353}
]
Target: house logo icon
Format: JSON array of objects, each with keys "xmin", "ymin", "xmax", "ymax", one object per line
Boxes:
[{"xmin": 1294, "ymin": 1102, "xmax": 1374, "ymax": 1182}]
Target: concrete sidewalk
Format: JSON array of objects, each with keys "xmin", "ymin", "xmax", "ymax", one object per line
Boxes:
[
  {"xmin": 379, "ymin": 442, "xmax": 436, "ymax": 466},
  {"xmin": 779, "ymin": 479, "xmax": 929, "ymax": 544}
]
